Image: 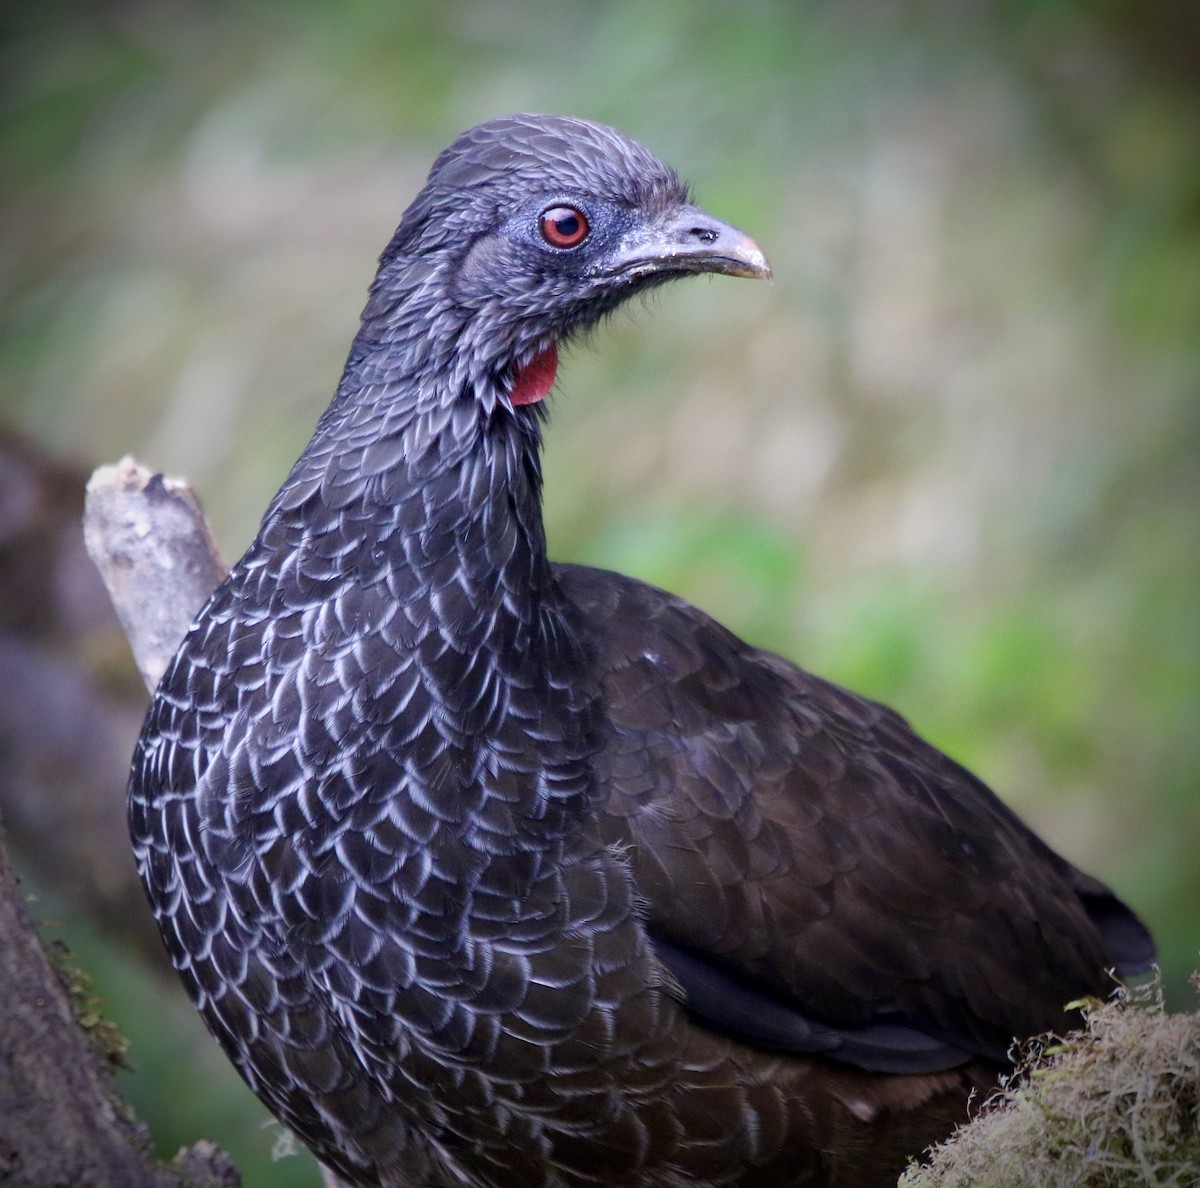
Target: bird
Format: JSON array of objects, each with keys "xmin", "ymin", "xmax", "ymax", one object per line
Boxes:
[{"xmin": 128, "ymin": 114, "xmax": 1155, "ymax": 1188}]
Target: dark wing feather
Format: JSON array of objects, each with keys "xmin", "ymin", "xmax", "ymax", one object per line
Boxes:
[{"xmin": 555, "ymin": 563, "xmax": 1153, "ymax": 1073}]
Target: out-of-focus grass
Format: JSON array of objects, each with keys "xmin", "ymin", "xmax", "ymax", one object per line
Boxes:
[{"xmin": 3, "ymin": 1, "xmax": 1196, "ymax": 1182}]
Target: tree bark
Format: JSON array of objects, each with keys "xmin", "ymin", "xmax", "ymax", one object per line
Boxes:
[
  {"xmin": 0, "ymin": 438, "xmax": 241, "ymax": 1186},
  {"xmin": 0, "ymin": 810, "xmax": 240, "ymax": 1187}
]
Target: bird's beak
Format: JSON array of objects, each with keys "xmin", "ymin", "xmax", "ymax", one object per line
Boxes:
[{"xmin": 599, "ymin": 204, "xmax": 772, "ymax": 283}]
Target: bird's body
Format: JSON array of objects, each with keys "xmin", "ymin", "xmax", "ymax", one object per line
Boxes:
[{"xmin": 129, "ymin": 115, "xmax": 1153, "ymax": 1187}]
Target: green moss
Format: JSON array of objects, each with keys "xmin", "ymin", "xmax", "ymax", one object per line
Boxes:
[
  {"xmin": 46, "ymin": 937, "xmax": 132, "ymax": 1074},
  {"xmin": 902, "ymin": 978, "xmax": 1200, "ymax": 1187}
]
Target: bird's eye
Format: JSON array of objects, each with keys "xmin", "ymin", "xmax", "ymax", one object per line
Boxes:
[{"xmin": 539, "ymin": 206, "xmax": 589, "ymax": 249}]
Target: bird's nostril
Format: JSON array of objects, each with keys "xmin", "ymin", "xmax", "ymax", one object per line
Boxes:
[{"xmin": 690, "ymin": 226, "xmax": 718, "ymax": 244}]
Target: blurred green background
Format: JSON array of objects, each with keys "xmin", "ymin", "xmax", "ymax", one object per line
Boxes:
[{"xmin": 2, "ymin": 1, "xmax": 1197, "ymax": 1183}]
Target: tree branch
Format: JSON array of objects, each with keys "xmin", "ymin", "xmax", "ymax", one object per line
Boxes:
[
  {"xmin": 0, "ymin": 809, "xmax": 240, "ymax": 1187},
  {"xmin": 83, "ymin": 457, "xmax": 228, "ymax": 694}
]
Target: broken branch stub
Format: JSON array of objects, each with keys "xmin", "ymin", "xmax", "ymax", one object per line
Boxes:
[{"xmin": 83, "ymin": 458, "xmax": 228, "ymax": 693}]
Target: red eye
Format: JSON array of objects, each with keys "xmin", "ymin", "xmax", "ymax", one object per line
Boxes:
[{"xmin": 539, "ymin": 206, "xmax": 589, "ymax": 248}]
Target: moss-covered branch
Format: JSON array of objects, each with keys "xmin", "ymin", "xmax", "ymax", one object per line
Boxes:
[
  {"xmin": 0, "ymin": 827, "xmax": 241, "ymax": 1187},
  {"xmin": 902, "ymin": 981, "xmax": 1200, "ymax": 1186}
]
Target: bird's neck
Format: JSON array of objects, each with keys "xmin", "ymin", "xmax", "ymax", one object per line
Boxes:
[
  {"xmin": 260, "ymin": 314, "xmax": 599, "ymax": 852},
  {"xmin": 277, "ymin": 317, "xmax": 553, "ymax": 615}
]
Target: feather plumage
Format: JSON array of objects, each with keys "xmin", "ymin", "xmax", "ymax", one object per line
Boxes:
[{"xmin": 129, "ymin": 114, "xmax": 1153, "ymax": 1187}]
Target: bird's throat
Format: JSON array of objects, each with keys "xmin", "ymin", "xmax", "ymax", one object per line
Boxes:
[{"xmin": 510, "ymin": 343, "xmax": 559, "ymax": 406}]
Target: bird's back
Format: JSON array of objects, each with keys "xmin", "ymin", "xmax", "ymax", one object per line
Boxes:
[{"xmin": 557, "ymin": 562, "xmax": 1151, "ymax": 1057}]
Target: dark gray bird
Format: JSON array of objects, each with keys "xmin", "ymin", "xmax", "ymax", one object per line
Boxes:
[{"xmin": 129, "ymin": 114, "xmax": 1154, "ymax": 1188}]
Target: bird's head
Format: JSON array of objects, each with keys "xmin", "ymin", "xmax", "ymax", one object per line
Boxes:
[{"xmin": 360, "ymin": 114, "xmax": 771, "ymax": 410}]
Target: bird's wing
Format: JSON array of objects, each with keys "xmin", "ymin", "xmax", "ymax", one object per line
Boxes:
[{"xmin": 554, "ymin": 563, "xmax": 1153, "ymax": 1072}]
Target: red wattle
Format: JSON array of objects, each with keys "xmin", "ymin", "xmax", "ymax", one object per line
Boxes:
[{"xmin": 509, "ymin": 344, "xmax": 559, "ymax": 406}]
